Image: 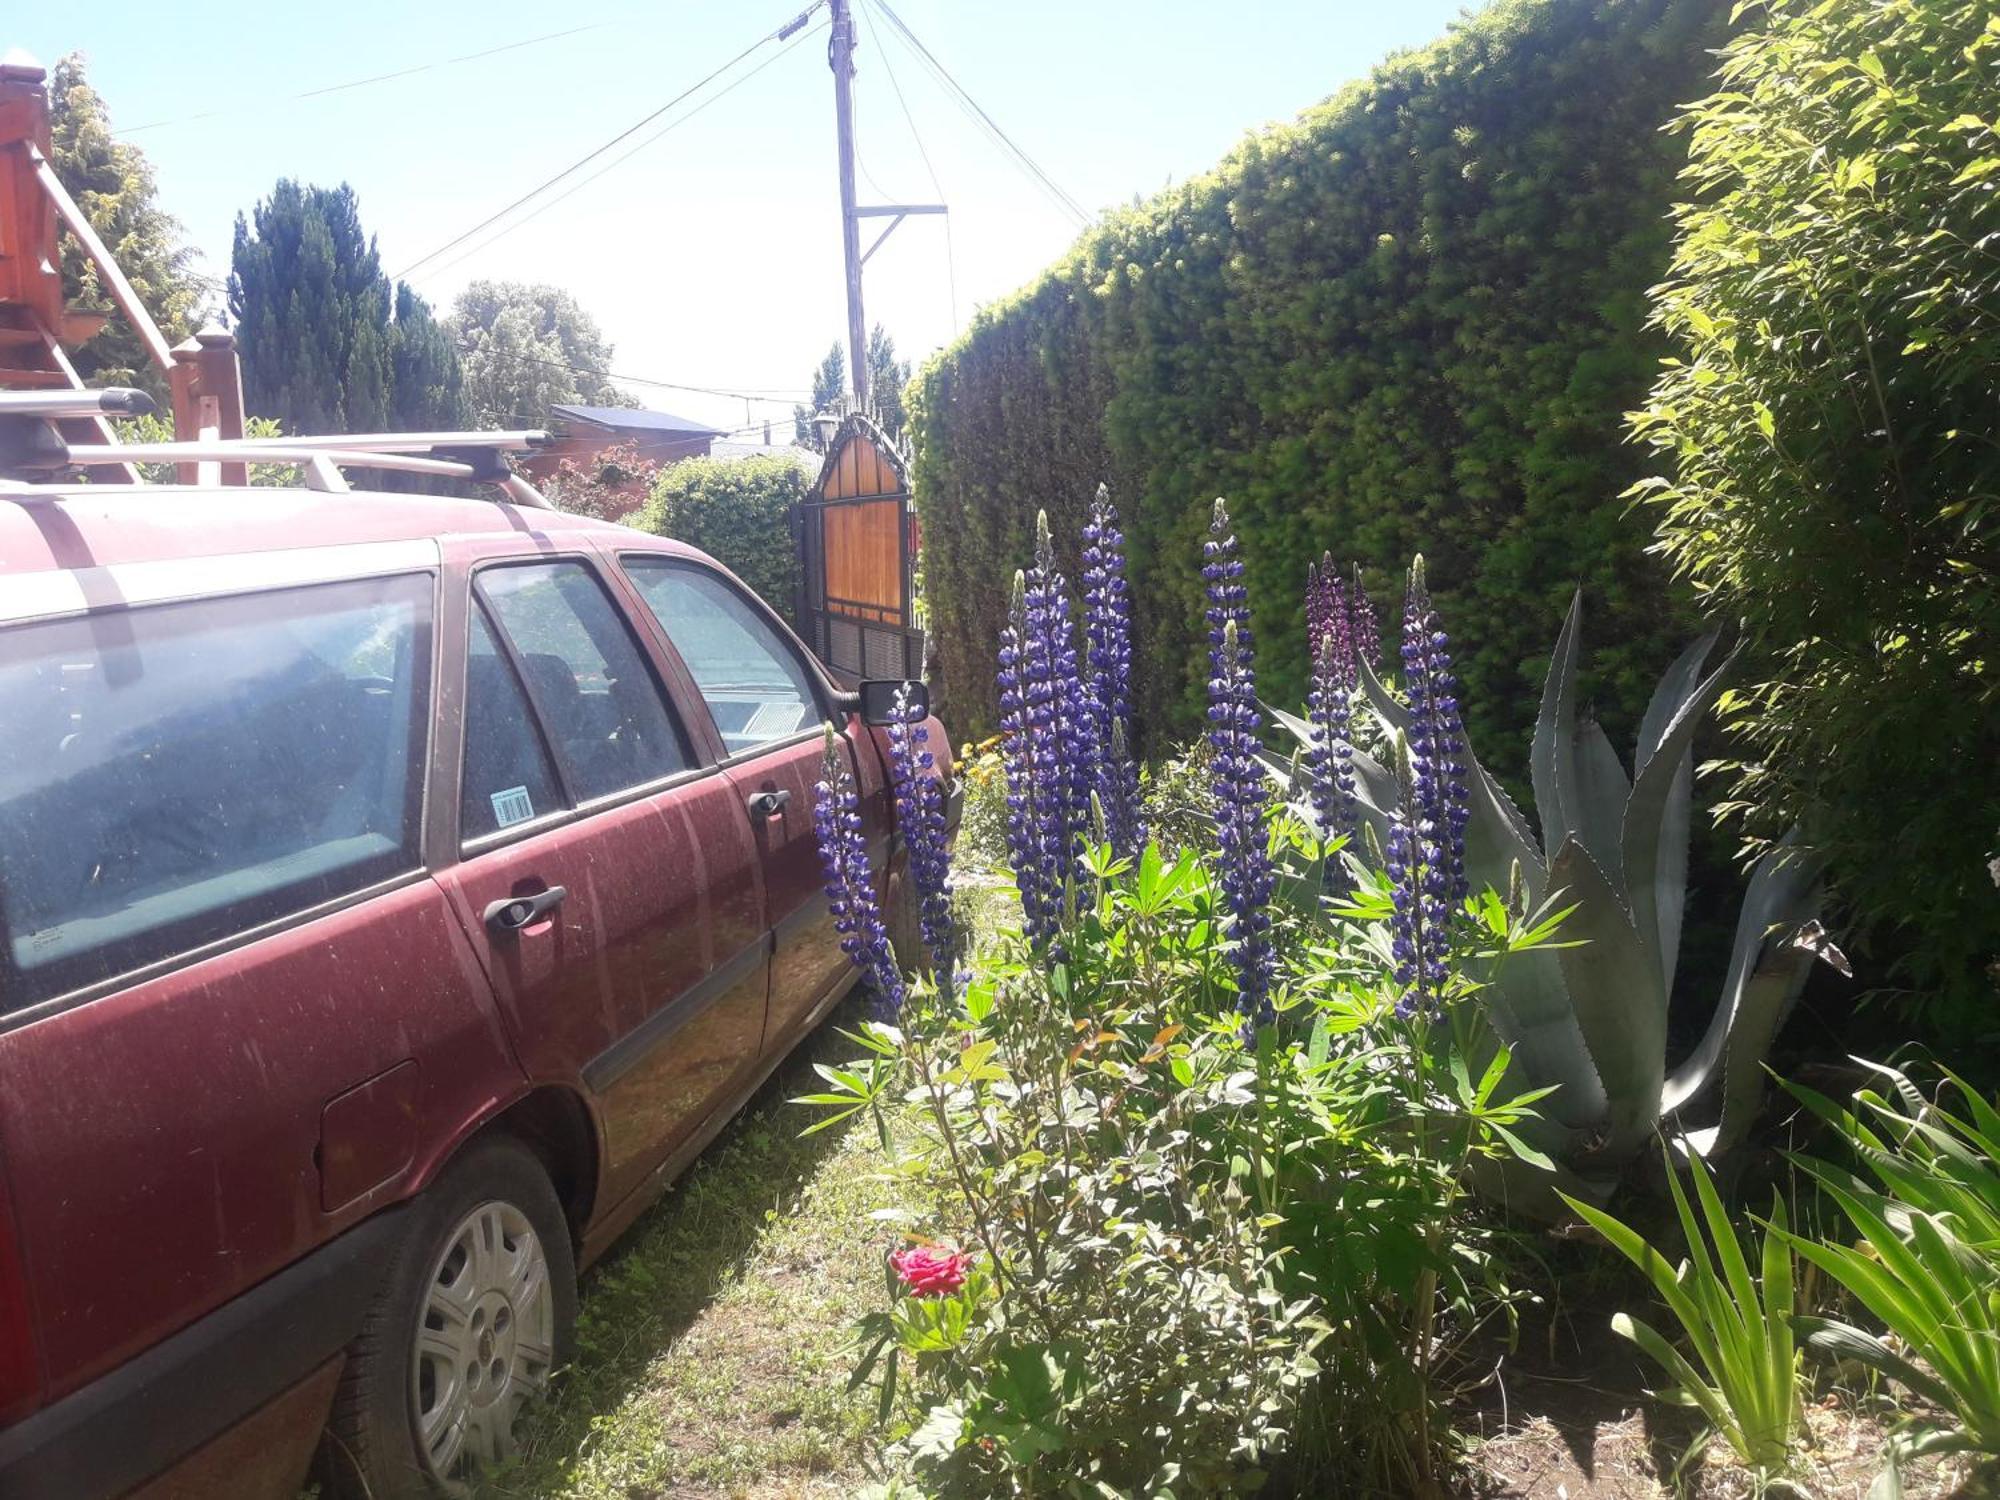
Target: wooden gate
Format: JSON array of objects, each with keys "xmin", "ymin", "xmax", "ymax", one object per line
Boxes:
[{"xmin": 797, "ymin": 413, "xmax": 923, "ymax": 682}]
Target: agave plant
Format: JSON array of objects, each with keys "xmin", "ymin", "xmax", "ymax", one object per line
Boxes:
[{"xmin": 1271, "ymin": 592, "xmax": 1832, "ymax": 1202}]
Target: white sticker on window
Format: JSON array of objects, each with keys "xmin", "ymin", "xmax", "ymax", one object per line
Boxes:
[{"xmin": 490, "ymin": 786, "xmax": 535, "ymax": 828}]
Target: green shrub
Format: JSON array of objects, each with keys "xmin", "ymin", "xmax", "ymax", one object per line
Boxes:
[
  {"xmin": 909, "ymin": 0, "xmax": 1727, "ymax": 775},
  {"xmin": 1627, "ymin": 0, "xmax": 2000, "ymax": 1026},
  {"xmin": 632, "ymin": 454, "xmax": 809, "ymax": 618}
]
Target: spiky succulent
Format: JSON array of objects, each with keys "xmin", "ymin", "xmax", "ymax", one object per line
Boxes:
[{"xmin": 1268, "ymin": 589, "xmax": 1833, "ymax": 1204}]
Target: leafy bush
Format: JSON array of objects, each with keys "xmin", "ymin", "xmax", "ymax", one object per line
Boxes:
[
  {"xmin": 805, "ymin": 504, "xmax": 1570, "ymax": 1494},
  {"xmin": 543, "ymin": 440, "xmax": 659, "ymax": 523},
  {"xmin": 631, "ymin": 453, "xmax": 809, "ymax": 619},
  {"xmin": 1626, "ymin": 0, "xmax": 2000, "ymax": 1026},
  {"xmin": 909, "ymin": 0, "xmax": 1728, "ymax": 770}
]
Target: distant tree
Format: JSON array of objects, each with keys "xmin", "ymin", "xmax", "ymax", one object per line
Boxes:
[
  {"xmin": 794, "ymin": 342, "xmax": 847, "ymax": 451},
  {"xmin": 867, "ymin": 324, "xmax": 911, "ymax": 442},
  {"xmin": 46, "ymin": 53, "xmax": 207, "ymax": 396},
  {"xmin": 388, "ymin": 283, "xmax": 469, "ymax": 432},
  {"xmin": 445, "ymin": 281, "xmax": 634, "ymax": 430},
  {"xmin": 792, "ymin": 324, "xmax": 908, "ymax": 452},
  {"xmin": 229, "ymin": 180, "xmax": 463, "ymax": 435}
]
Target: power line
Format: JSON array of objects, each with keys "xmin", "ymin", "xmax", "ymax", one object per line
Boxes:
[
  {"xmin": 856, "ymin": 0, "xmax": 959, "ymax": 332},
  {"xmin": 395, "ymin": 5, "xmax": 822, "ymax": 281},
  {"xmin": 120, "ymin": 23, "xmax": 605, "ymax": 133},
  {"xmin": 409, "ymin": 18, "xmax": 827, "ymax": 286},
  {"xmin": 869, "ymin": 0, "xmax": 1089, "ymax": 227},
  {"xmin": 454, "ymin": 344, "xmax": 810, "ymax": 404}
]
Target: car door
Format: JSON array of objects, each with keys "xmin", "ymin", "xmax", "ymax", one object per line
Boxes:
[
  {"xmin": 615, "ymin": 553, "xmax": 887, "ymax": 1046},
  {"xmin": 433, "ymin": 553, "xmax": 767, "ymax": 1212}
]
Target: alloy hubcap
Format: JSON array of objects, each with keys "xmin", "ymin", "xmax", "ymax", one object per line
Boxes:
[{"xmin": 411, "ymin": 1200, "xmax": 554, "ymax": 1486}]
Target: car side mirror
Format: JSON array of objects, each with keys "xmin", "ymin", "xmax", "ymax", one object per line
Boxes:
[{"xmin": 854, "ymin": 678, "xmax": 929, "ymax": 726}]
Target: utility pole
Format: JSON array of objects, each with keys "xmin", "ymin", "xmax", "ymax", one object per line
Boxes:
[
  {"xmin": 828, "ymin": 0, "xmax": 870, "ymax": 410},
  {"xmin": 826, "ymin": 0, "xmax": 943, "ymax": 420}
]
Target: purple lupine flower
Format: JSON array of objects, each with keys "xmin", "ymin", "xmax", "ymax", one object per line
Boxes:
[
  {"xmin": 813, "ymin": 726, "xmax": 906, "ymax": 1018},
  {"xmin": 997, "ymin": 571, "xmax": 1061, "ymax": 945},
  {"xmin": 1385, "ymin": 799, "xmax": 1446, "ymax": 1015},
  {"xmin": 1026, "ymin": 510, "xmax": 1097, "ymax": 868},
  {"xmin": 885, "ymin": 684, "xmax": 955, "ymax": 991},
  {"xmin": 1304, "ymin": 555, "xmax": 1358, "ymax": 857},
  {"xmin": 1347, "ymin": 564, "xmax": 1381, "ymax": 674},
  {"xmin": 1401, "ymin": 555, "xmax": 1469, "ymax": 905},
  {"xmin": 1081, "ymin": 484, "xmax": 1144, "ymax": 857},
  {"xmin": 1204, "ymin": 501, "xmax": 1277, "ymax": 1027}
]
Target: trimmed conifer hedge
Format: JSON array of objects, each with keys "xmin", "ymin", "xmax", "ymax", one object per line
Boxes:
[{"xmin": 909, "ymin": 0, "xmax": 1728, "ymax": 776}]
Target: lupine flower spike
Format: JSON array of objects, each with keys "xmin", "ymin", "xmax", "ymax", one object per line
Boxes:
[
  {"xmin": 1401, "ymin": 555, "xmax": 1470, "ymax": 903},
  {"xmin": 997, "ymin": 571, "xmax": 1060, "ymax": 945},
  {"xmin": 813, "ymin": 726, "xmax": 906, "ymax": 1017},
  {"xmin": 1348, "ymin": 563, "xmax": 1380, "ymax": 673},
  {"xmin": 1304, "ymin": 554, "xmax": 1358, "ymax": 868},
  {"xmin": 1386, "ymin": 733, "xmax": 1445, "ymax": 1015},
  {"xmin": 1081, "ymin": 485, "xmax": 1144, "ymax": 857},
  {"xmin": 1204, "ymin": 500, "xmax": 1277, "ymax": 1028},
  {"xmin": 884, "ymin": 683, "xmax": 955, "ymax": 991}
]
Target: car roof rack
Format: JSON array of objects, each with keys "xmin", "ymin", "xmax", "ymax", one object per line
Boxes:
[{"xmin": 0, "ymin": 390, "xmax": 557, "ymax": 509}]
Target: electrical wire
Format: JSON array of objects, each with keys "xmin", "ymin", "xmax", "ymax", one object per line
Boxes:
[
  {"xmin": 405, "ymin": 18, "xmax": 827, "ymax": 285},
  {"xmin": 856, "ymin": 0, "xmax": 959, "ymax": 332},
  {"xmin": 868, "ymin": 0, "xmax": 1089, "ymax": 227},
  {"xmin": 454, "ymin": 344, "xmax": 810, "ymax": 404},
  {"xmin": 120, "ymin": 23, "xmax": 605, "ymax": 133},
  {"xmin": 395, "ymin": 5, "xmax": 823, "ymax": 281}
]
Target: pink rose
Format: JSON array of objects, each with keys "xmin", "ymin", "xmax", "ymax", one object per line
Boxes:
[{"xmin": 889, "ymin": 1244, "xmax": 972, "ymax": 1297}]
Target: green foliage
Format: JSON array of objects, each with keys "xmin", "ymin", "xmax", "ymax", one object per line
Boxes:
[
  {"xmin": 804, "ymin": 821, "xmax": 1566, "ymax": 1493},
  {"xmin": 909, "ymin": 0, "xmax": 1727, "ymax": 769},
  {"xmin": 228, "ymin": 181, "xmax": 467, "ymax": 435},
  {"xmin": 445, "ymin": 280, "xmax": 633, "ymax": 431},
  {"xmin": 114, "ymin": 412, "xmax": 288, "ymax": 486},
  {"xmin": 543, "ymin": 441, "xmax": 660, "ymax": 524},
  {"xmin": 47, "ymin": 53, "xmax": 206, "ymax": 397},
  {"xmin": 1562, "ymin": 1149, "xmax": 1803, "ymax": 1475},
  {"xmin": 632, "ymin": 454, "xmax": 810, "ymax": 616},
  {"xmin": 1626, "ymin": 0, "xmax": 2000, "ymax": 1023},
  {"xmin": 1781, "ymin": 1062, "xmax": 2000, "ymax": 1462},
  {"xmin": 792, "ymin": 324, "xmax": 911, "ymax": 452},
  {"xmin": 1269, "ymin": 587, "xmax": 1831, "ymax": 1199}
]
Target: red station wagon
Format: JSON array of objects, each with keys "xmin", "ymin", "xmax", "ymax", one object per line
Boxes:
[{"xmin": 0, "ymin": 477, "xmax": 946, "ymax": 1497}]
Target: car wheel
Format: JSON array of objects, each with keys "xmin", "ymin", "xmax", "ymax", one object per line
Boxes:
[{"xmin": 319, "ymin": 1136, "xmax": 577, "ymax": 1498}]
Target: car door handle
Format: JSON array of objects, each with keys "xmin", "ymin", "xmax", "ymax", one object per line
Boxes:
[
  {"xmin": 746, "ymin": 789, "xmax": 792, "ymax": 819},
  {"xmin": 483, "ymin": 886, "xmax": 568, "ymax": 934}
]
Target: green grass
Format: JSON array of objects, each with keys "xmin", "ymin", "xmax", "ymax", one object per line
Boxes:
[{"xmin": 476, "ymin": 1004, "xmax": 932, "ymax": 1500}]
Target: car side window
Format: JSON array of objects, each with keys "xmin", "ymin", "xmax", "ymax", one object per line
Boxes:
[
  {"xmin": 0, "ymin": 573, "xmax": 431, "ymax": 1013},
  {"xmin": 621, "ymin": 558, "xmax": 821, "ymax": 756},
  {"xmin": 476, "ymin": 561, "xmax": 689, "ymax": 806},
  {"xmin": 460, "ymin": 608, "xmax": 566, "ymax": 843}
]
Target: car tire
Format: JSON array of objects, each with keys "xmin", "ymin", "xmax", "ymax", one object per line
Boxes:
[{"xmin": 318, "ymin": 1136, "xmax": 577, "ymax": 1499}]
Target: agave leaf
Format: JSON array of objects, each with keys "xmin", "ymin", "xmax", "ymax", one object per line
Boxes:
[
  {"xmin": 1622, "ymin": 643, "xmax": 1739, "ymax": 1000},
  {"xmin": 1635, "ymin": 629, "xmax": 1720, "ymax": 778},
  {"xmin": 1531, "ymin": 591, "xmax": 1584, "ymax": 862},
  {"xmin": 1571, "ymin": 715, "xmax": 1631, "ymax": 881},
  {"xmin": 1549, "ymin": 834, "xmax": 1666, "ymax": 1164},
  {"xmin": 1355, "ymin": 654, "xmax": 1410, "ymax": 736},
  {"xmin": 1663, "ymin": 833, "xmax": 1824, "ymax": 1153}
]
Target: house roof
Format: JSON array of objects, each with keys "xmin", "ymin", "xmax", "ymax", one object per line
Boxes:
[
  {"xmin": 709, "ymin": 439, "xmax": 821, "ymax": 469},
  {"xmin": 552, "ymin": 404, "xmax": 724, "ymax": 437}
]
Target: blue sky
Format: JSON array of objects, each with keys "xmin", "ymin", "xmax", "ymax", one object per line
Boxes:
[{"xmin": 14, "ymin": 0, "xmax": 1473, "ymax": 431}]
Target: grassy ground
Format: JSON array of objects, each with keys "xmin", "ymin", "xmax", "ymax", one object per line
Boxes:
[{"xmin": 476, "ymin": 1002, "xmax": 927, "ymax": 1500}]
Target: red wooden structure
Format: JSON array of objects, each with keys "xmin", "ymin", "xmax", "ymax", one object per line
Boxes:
[{"xmin": 0, "ymin": 55, "xmax": 247, "ymax": 477}]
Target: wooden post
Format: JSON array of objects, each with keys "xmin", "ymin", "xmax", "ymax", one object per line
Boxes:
[{"xmin": 168, "ymin": 325, "xmax": 247, "ymax": 486}]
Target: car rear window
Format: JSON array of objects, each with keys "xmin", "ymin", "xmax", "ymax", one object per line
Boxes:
[{"xmin": 0, "ymin": 573, "xmax": 433, "ymax": 1013}]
